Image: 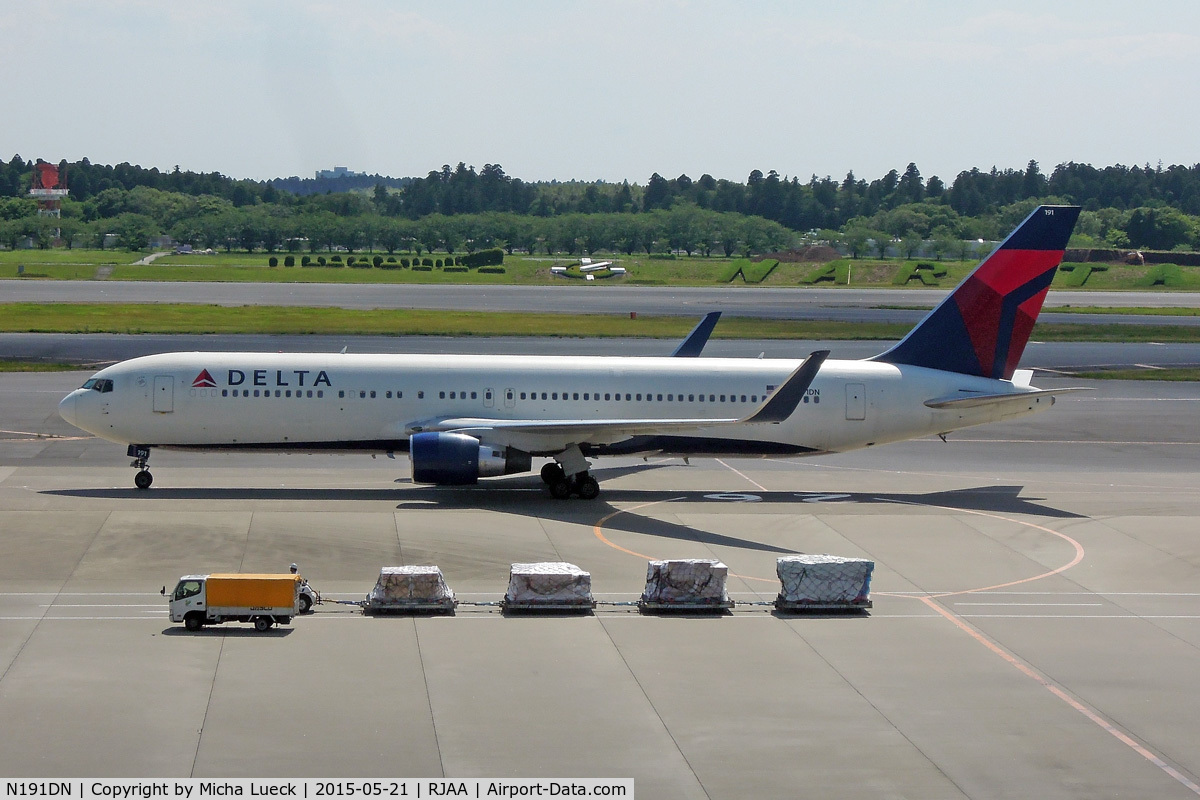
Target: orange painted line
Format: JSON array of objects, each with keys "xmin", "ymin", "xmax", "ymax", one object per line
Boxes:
[
  {"xmin": 920, "ymin": 595, "xmax": 1200, "ymax": 795},
  {"xmin": 592, "ymin": 495, "xmax": 778, "ymax": 585},
  {"xmin": 878, "ymin": 502, "xmax": 1087, "ymax": 599},
  {"xmin": 592, "ymin": 498, "xmax": 683, "ymax": 561}
]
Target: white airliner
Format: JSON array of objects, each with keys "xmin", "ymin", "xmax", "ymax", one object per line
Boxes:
[{"xmin": 59, "ymin": 206, "xmax": 1082, "ymax": 499}]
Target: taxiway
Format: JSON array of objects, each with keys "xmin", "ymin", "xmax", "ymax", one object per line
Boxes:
[{"xmin": 1, "ymin": 368, "xmax": 1198, "ymax": 797}]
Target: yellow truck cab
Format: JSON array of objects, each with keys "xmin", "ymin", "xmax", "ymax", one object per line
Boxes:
[{"xmin": 168, "ymin": 573, "xmax": 301, "ymax": 632}]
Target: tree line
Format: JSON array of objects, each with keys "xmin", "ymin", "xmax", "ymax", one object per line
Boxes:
[{"xmin": 2, "ymin": 154, "xmax": 1200, "ymax": 253}]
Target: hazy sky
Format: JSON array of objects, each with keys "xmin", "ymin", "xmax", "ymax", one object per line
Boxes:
[{"xmin": 3, "ymin": 1, "xmax": 1198, "ymax": 185}]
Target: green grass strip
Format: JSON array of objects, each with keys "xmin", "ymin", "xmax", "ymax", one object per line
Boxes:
[
  {"xmin": 0, "ymin": 360, "xmax": 82, "ymax": 372},
  {"xmin": 1069, "ymin": 367, "xmax": 1200, "ymax": 381},
  {"xmin": 5, "ymin": 303, "xmax": 1200, "ymax": 343}
]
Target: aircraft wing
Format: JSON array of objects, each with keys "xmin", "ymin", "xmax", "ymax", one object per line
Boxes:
[
  {"xmin": 671, "ymin": 312, "xmax": 722, "ymax": 357},
  {"xmin": 407, "ymin": 350, "xmax": 828, "ymax": 446},
  {"xmin": 924, "ymin": 387, "xmax": 1088, "ymax": 411}
]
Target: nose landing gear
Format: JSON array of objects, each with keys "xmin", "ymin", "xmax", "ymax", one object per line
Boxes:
[{"xmin": 127, "ymin": 444, "xmax": 153, "ymax": 490}]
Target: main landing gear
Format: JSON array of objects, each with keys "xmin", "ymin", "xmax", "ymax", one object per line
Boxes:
[
  {"xmin": 539, "ymin": 462, "xmax": 600, "ymax": 500},
  {"xmin": 128, "ymin": 444, "xmax": 153, "ymax": 490}
]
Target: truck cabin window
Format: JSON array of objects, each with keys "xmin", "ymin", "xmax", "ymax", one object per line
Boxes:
[{"xmin": 173, "ymin": 581, "xmax": 202, "ymax": 601}]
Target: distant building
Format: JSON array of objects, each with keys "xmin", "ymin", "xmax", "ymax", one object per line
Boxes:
[{"xmin": 315, "ymin": 166, "xmax": 364, "ymax": 180}]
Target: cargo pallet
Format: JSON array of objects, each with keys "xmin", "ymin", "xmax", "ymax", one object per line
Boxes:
[
  {"xmin": 362, "ymin": 599, "xmax": 457, "ymax": 615},
  {"xmin": 638, "ymin": 599, "xmax": 735, "ymax": 614},
  {"xmin": 774, "ymin": 598, "xmax": 872, "ymax": 613},
  {"xmin": 500, "ymin": 600, "xmax": 596, "ymax": 614}
]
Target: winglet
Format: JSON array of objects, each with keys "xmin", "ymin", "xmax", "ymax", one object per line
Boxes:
[
  {"xmin": 745, "ymin": 350, "xmax": 829, "ymax": 424},
  {"xmin": 671, "ymin": 312, "xmax": 722, "ymax": 357}
]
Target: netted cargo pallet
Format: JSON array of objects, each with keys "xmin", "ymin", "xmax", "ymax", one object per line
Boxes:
[
  {"xmin": 364, "ymin": 566, "xmax": 457, "ymax": 615},
  {"xmin": 501, "ymin": 562, "xmax": 595, "ymax": 613},
  {"xmin": 638, "ymin": 559, "xmax": 733, "ymax": 613},
  {"xmin": 774, "ymin": 555, "xmax": 873, "ymax": 613}
]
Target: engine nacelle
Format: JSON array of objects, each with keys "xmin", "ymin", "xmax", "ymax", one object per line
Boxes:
[{"xmin": 409, "ymin": 432, "xmax": 532, "ymax": 485}]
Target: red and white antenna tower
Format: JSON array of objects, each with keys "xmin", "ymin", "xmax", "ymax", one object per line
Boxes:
[{"xmin": 30, "ymin": 161, "xmax": 68, "ymax": 219}]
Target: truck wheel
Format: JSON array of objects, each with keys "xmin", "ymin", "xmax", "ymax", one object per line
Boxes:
[
  {"xmin": 254, "ymin": 616, "xmax": 272, "ymax": 632},
  {"xmin": 298, "ymin": 594, "xmax": 312, "ymax": 614},
  {"xmin": 184, "ymin": 614, "xmax": 203, "ymax": 632}
]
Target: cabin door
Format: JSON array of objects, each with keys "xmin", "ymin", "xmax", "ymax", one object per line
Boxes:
[
  {"xmin": 153, "ymin": 375, "xmax": 174, "ymax": 413},
  {"xmin": 504, "ymin": 388, "xmax": 516, "ymax": 409},
  {"xmin": 483, "ymin": 388, "xmax": 495, "ymax": 408}
]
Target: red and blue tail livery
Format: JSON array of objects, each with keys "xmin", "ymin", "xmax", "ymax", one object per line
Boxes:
[{"xmin": 874, "ymin": 205, "xmax": 1081, "ymax": 380}]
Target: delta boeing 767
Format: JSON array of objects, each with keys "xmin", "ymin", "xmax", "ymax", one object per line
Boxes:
[{"xmin": 59, "ymin": 205, "xmax": 1082, "ymax": 500}]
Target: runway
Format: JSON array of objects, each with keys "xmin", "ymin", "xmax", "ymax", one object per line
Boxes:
[
  {"xmin": 5, "ymin": 332, "xmax": 1200, "ymax": 371},
  {"xmin": 4, "ymin": 280, "xmax": 1200, "ymax": 326},
  {"xmin": 2, "ymin": 365, "xmax": 1199, "ymax": 796}
]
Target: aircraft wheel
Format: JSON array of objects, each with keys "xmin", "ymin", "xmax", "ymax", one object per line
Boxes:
[
  {"xmin": 254, "ymin": 616, "xmax": 272, "ymax": 632},
  {"xmin": 540, "ymin": 462, "xmax": 565, "ymax": 485},
  {"xmin": 549, "ymin": 478, "xmax": 574, "ymax": 500},
  {"xmin": 134, "ymin": 470, "xmax": 153, "ymax": 490},
  {"xmin": 575, "ymin": 475, "xmax": 600, "ymax": 500}
]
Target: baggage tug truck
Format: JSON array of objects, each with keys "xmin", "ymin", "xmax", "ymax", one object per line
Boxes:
[{"xmin": 166, "ymin": 574, "xmax": 301, "ymax": 632}]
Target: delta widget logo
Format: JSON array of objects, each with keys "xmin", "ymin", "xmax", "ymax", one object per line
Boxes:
[{"xmin": 192, "ymin": 369, "xmax": 217, "ymax": 388}]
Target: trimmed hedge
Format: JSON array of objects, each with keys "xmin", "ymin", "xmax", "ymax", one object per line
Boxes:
[
  {"xmin": 444, "ymin": 266, "xmax": 468, "ymax": 273},
  {"xmin": 284, "ymin": 256, "xmax": 295, "ymax": 267},
  {"xmin": 301, "ymin": 256, "xmax": 311, "ymax": 266},
  {"xmin": 461, "ymin": 248, "xmax": 504, "ymax": 268},
  {"xmin": 1059, "ymin": 262, "xmax": 1109, "ymax": 287},
  {"xmin": 717, "ymin": 260, "xmax": 747, "ymax": 282},
  {"xmin": 268, "ymin": 256, "xmax": 279, "ymax": 267},
  {"xmin": 478, "ymin": 266, "xmax": 506, "ymax": 274},
  {"xmin": 373, "ymin": 255, "xmax": 384, "ymax": 267},
  {"xmin": 741, "ymin": 258, "xmax": 779, "ymax": 283},
  {"xmin": 891, "ymin": 262, "xmax": 948, "ymax": 286},
  {"xmin": 412, "ymin": 265, "xmax": 433, "ymax": 271}
]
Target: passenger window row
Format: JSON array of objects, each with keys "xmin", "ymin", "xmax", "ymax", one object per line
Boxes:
[
  {"xmin": 318, "ymin": 389, "xmax": 771, "ymax": 403},
  {"xmin": 221, "ymin": 389, "xmax": 324, "ymax": 398},
  {"xmin": 518, "ymin": 391, "xmax": 760, "ymax": 403}
]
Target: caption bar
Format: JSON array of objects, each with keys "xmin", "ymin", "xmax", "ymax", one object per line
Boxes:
[{"xmin": 3, "ymin": 782, "xmax": 632, "ymax": 800}]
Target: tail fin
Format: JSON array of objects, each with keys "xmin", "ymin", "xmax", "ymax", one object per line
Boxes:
[{"xmin": 873, "ymin": 205, "xmax": 1081, "ymax": 380}]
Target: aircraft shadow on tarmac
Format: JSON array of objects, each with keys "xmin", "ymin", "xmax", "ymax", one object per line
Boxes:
[{"xmin": 45, "ymin": 465, "xmax": 1082, "ymax": 558}]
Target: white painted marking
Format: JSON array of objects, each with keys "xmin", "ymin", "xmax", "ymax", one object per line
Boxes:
[
  {"xmin": 954, "ymin": 603, "xmax": 1104, "ymax": 607},
  {"xmin": 40, "ymin": 604, "xmax": 166, "ymax": 608}
]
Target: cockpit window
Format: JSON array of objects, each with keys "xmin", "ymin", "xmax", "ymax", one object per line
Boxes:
[
  {"xmin": 82, "ymin": 379, "xmax": 97, "ymax": 389},
  {"xmin": 82, "ymin": 379, "xmax": 113, "ymax": 393}
]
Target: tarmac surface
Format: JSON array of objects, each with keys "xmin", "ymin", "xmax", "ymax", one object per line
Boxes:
[
  {"xmin": 2, "ymin": 367, "xmax": 1199, "ymax": 797},
  {"xmin": 5, "ymin": 332, "xmax": 1200, "ymax": 371},
  {"xmin": 4, "ymin": 280, "xmax": 1200, "ymax": 326}
]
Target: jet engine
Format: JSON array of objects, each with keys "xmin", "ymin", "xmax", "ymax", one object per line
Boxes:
[{"xmin": 408, "ymin": 432, "xmax": 532, "ymax": 485}]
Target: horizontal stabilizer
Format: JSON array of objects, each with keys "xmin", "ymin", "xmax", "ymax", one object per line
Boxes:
[{"xmin": 924, "ymin": 387, "xmax": 1088, "ymax": 410}]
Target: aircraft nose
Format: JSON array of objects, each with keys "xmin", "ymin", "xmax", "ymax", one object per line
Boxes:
[{"xmin": 59, "ymin": 392, "xmax": 78, "ymax": 427}]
